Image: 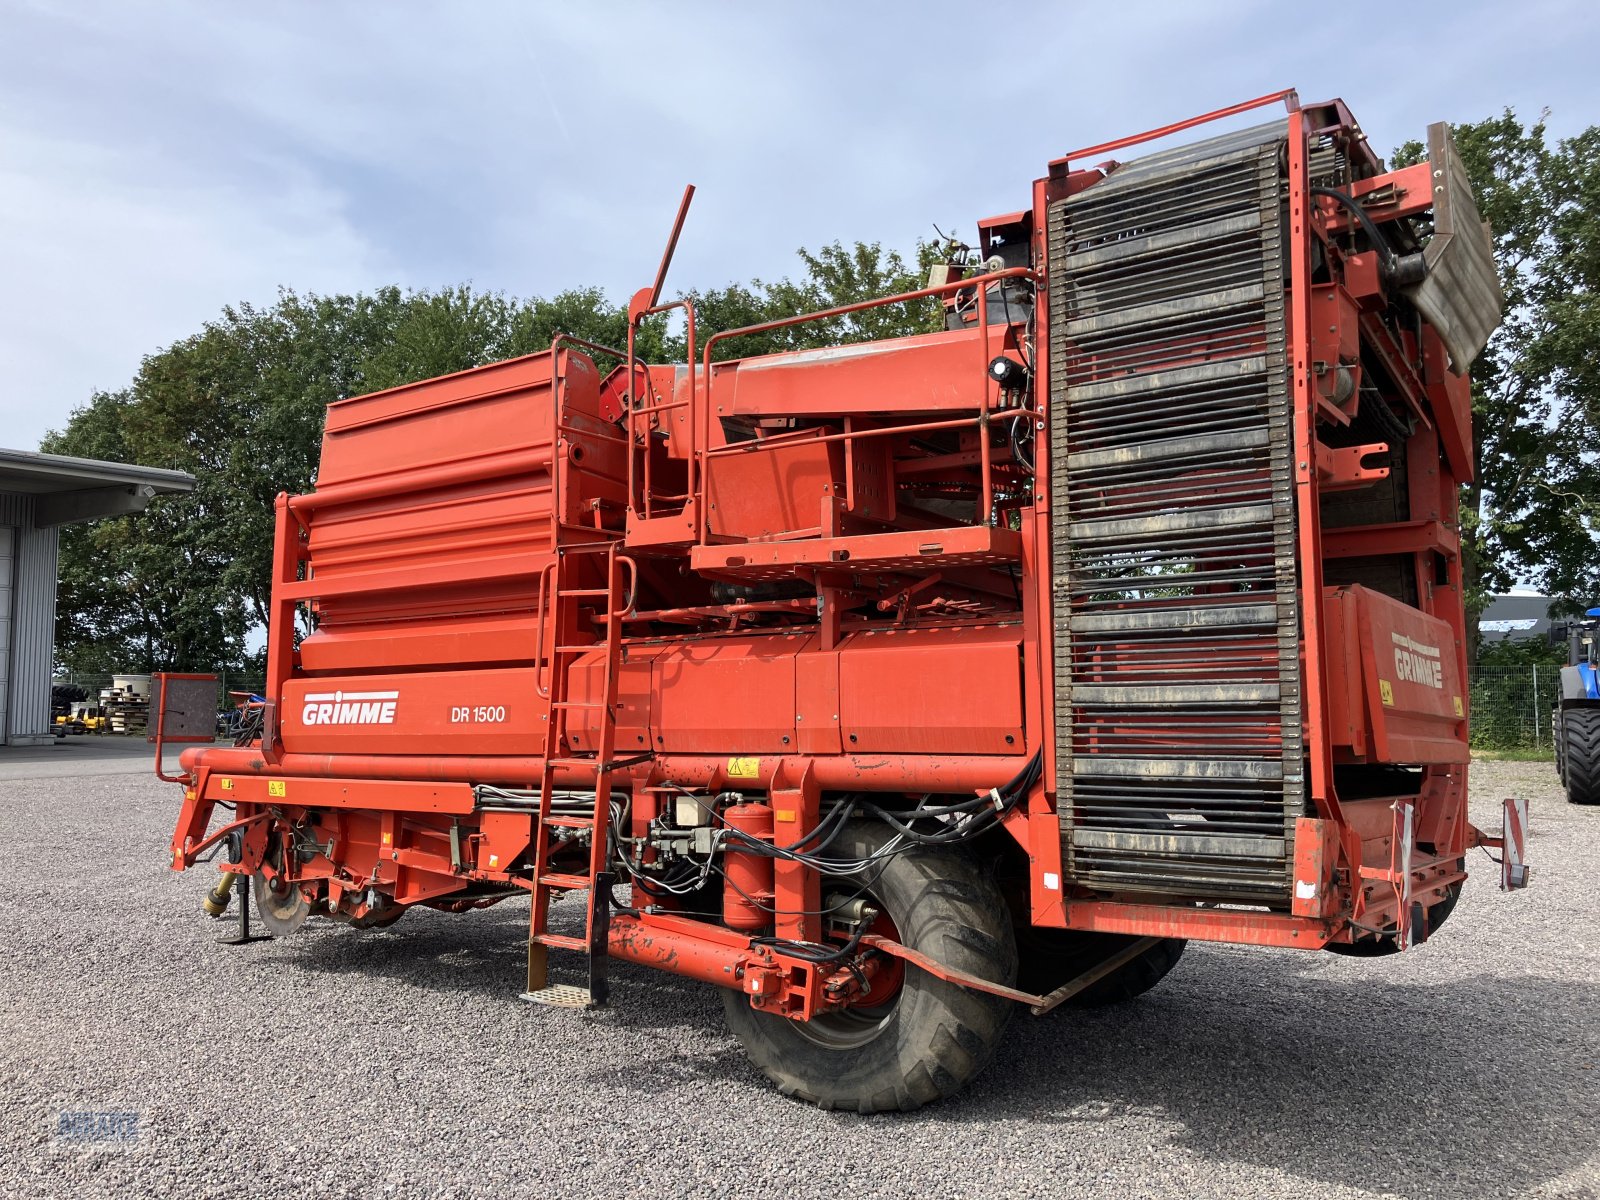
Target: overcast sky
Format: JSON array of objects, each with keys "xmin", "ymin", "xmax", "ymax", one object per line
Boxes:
[{"xmin": 3, "ymin": 0, "xmax": 1596, "ymax": 452}]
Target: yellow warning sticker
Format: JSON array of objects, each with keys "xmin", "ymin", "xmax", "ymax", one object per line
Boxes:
[
  {"xmin": 1453, "ymin": 696, "xmax": 1465, "ymax": 718},
  {"xmin": 774, "ymin": 809, "xmax": 797, "ymax": 824},
  {"xmin": 267, "ymin": 780, "xmax": 287, "ymax": 797},
  {"xmin": 382, "ymin": 832, "xmax": 393, "ymax": 846},
  {"xmin": 1378, "ymin": 680, "xmax": 1395, "ymax": 707},
  {"xmin": 726, "ymin": 756, "xmax": 762, "ymax": 779},
  {"xmin": 219, "ymin": 778, "xmax": 233, "ymax": 791}
]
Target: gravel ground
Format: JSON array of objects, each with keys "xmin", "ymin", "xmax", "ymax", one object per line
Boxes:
[{"xmin": 1, "ymin": 756, "xmax": 1595, "ymax": 1199}]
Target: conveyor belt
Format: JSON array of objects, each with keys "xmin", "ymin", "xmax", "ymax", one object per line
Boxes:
[{"xmin": 1049, "ymin": 123, "xmax": 1303, "ymax": 901}]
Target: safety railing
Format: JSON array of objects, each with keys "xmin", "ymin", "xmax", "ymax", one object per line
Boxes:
[
  {"xmin": 530, "ymin": 546, "xmax": 638, "ymax": 700},
  {"xmin": 1049, "ymin": 88, "xmax": 1299, "ymax": 168},
  {"xmin": 549, "ymin": 330, "xmax": 632, "ymax": 525},
  {"xmin": 694, "ymin": 266, "xmax": 1041, "ymax": 536},
  {"xmin": 624, "ymin": 299, "xmax": 698, "ymax": 521}
]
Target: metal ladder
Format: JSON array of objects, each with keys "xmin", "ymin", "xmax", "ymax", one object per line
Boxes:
[{"xmin": 522, "ymin": 538, "xmax": 628, "ymax": 1008}]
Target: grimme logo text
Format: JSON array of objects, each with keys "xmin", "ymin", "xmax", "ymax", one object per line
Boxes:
[{"xmin": 301, "ymin": 691, "xmax": 399, "ymax": 725}]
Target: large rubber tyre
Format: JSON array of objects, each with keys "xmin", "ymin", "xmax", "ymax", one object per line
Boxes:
[
  {"xmin": 1014, "ymin": 929, "xmax": 1186, "ymax": 1007},
  {"xmin": 1563, "ymin": 708, "xmax": 1600, "ymax": 805},
  {"xmin": 720, "ymin": 822, "xmax": 1017, "ymax": 1113},
  {"xmin": 1556, "ymin": 711, "xmax": 1569, "ymax": 784}
]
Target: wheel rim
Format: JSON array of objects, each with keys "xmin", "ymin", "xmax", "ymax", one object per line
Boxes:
[{"xmin": 793, "ymin": 906, "xmax": 906, "ymax": 1049}]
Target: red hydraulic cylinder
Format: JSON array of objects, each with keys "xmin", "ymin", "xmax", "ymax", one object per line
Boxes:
[
  {"xmin": 721, "ymin": 801, "xmax": 775, "ymax": 932},
  {"xmin": 608, "ymin": 914, "xmax": 753, "ymax": 990}
]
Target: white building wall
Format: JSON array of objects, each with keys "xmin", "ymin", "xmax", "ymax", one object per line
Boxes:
[{"xmin": 0, "ymin": 493, "xmax": 61, "ymax": 745}]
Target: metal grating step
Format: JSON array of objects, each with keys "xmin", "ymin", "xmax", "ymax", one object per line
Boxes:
[
  {"xmin": 1049, "ymin": 124, "xmax": 1303, "ymax": 902},
  {"xmin": 520, "ymin": 983, "xmax": 600, "ymax": 1010}
]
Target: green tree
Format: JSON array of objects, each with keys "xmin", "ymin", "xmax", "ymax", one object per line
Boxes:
[
  {"xmin": 44, "ymin": 284, "xmax": 641, "ymax": 670},
  {"xmin": 1396, "ymin": 113, "xmax": 1600, "ymax": 629},
  {"xmin": 679, "ymin": 240, "xmax": 943, "ymax": 361},
  {"xmin": 45, "ymin": 385, "xmax": 253, "ymax": 673}
]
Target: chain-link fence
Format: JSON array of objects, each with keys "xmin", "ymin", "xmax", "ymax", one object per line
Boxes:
[{"xmin": 1468, "ymin": 665, "xmax": 1562, "ymax": 751}]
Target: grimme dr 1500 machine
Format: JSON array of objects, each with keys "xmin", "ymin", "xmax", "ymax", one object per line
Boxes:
[{"xmin": 162, "ymin": 91, "xmax": 1526, "ymax": 1112}]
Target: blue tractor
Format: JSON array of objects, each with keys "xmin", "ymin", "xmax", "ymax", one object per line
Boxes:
[{"xmin": 1555, "ymin": 607, "xmax": 1600, "ymax": 805}]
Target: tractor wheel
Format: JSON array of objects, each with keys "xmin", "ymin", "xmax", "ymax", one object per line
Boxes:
[
  {"xmin": 1014, "ymin": 929, "xmax": 1186, "ymax": 1007},
  {"xmin": 1555, "ymin": 711, "xmax": 1568, "ymax": 784},
  {"xmin": 1563, "ymin": 708, "xmax": 1600, "ymax": 805},
  {"xmin": 720, "ymin": 822, "xmax": 1016, "ymax": 1113}
]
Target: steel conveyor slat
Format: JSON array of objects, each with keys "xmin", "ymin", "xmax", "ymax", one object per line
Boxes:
[{"xmin": 1049, "ymin": 125, "xmax": 1302, "ymax": 902}]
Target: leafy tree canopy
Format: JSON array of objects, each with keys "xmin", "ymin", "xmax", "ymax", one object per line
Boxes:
[{"xmin": 1395, "ymin": 111, "xmax": 1600, "ymax": 619}]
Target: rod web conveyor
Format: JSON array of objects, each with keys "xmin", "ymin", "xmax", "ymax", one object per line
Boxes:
[{"xmin": 1048, "ymin": 123, "xmax": 1303, "ymax": 901}]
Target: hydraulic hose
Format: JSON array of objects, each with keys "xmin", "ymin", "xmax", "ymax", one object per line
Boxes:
[{"xmin": 1311, "ymin": 187, "xmax": 1427, "ymax": 287}]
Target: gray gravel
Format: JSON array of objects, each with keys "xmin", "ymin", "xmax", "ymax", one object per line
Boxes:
[{"xmin": 1, "ymin": 755, "xmax": 1596, "ymax": 1199}]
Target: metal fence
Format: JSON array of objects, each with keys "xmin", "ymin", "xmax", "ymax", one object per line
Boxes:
[{"xmin": 1468, "ymin": 665, "xmax": 1561, "ymax": 751}]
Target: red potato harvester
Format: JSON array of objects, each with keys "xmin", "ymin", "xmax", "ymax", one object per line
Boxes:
[{"xmin": 158, "ymin": 90, "xmax": 1527, "ymax": 1113}]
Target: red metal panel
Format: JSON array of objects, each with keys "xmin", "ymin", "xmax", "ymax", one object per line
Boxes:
[
  {"xmin": 837, "ymin": 624, "xmax": 1024, "ymax": 755},
  {"xmin": 650, "ymin": 635, "xmax": 801, "ymax": 753},
  {"xmin": 1422, "ymin": 326, "xmax": 1475, "ymax": 482},
  {"xmin": 299, "ymin": 613, "xmax": 540, "ymax": 674},
  {"xmin": 1061, "ymin": 899, "xmax": 1332, "ymax": 949},
  {"xmin": 703, "ymin": 435, "xmax": 842, "ymax": 539},
  {"xmin": 1322, "ymin": 588, "xmax": 1366, "ymax": 758},
  {"xmin": 319, "ymin": 353, "xmax": 563, "ymax": 487},
  {"xmin": 567, "ymin": 654, "xmax": 655, "ymax": 755},
  {"xmin": 1347, "ymin": 585, "xmax": 1468, "ymax": 764},
  {"xmin": 1324, "ymin": 585, "xmax": 1469, "ymax": 765},
  {"xmin": 1291, "ymin": 817, "xmax": 1339, "ymax": 917},
  {"xmin": 201, "ymin": 772, "xmax": 474, "ymax": 814},
  {"xmin": 280, "ymin": 668, "xmax": 539, "ymax": 756},
  {"xmin": 794, "ymin": 637, "xmax": 842, "ymax": 755},
  {"xmin": 714, "ymin": 326, "xmax": 997, "ymax": 419}
]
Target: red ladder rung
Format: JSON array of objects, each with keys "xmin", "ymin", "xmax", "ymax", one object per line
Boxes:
[
  {"xmin": 538, "ymin": 872, "xmax": 594, "ymax": 891},
  {"xmin": 532, "ymin": 932, "xmax": 587, "ymax": 952},
  {"xmin": 543, "ymin": 815, "xmax": 595, "ymax": 829}
]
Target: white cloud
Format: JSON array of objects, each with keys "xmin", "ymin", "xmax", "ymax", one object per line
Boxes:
[
  {"xmin": 2, "ymin": 0, "xmax": 1596, "ymax": 450},
  {"xmin": 0, "ymin": 124, "xmax": 391, "ymax": 445}
]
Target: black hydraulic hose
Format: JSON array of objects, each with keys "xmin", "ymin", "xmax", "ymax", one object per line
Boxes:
[{"xmin": 1310, "ymin": 187, "xmax": 1427, "ymax": 287}]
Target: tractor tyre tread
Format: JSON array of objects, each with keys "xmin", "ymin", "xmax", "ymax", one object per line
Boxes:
[
  {"xmin": 1068, "ymin": 937, "xmax": 1188, "ymax": 1008},
  {"xmin": 1014, "ymin": 928, "xmax": 1186, "ymax": 1006},
  {"xmin": 1565, "ymin": 708, "xmax": 1600, "ymax": 805}
]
